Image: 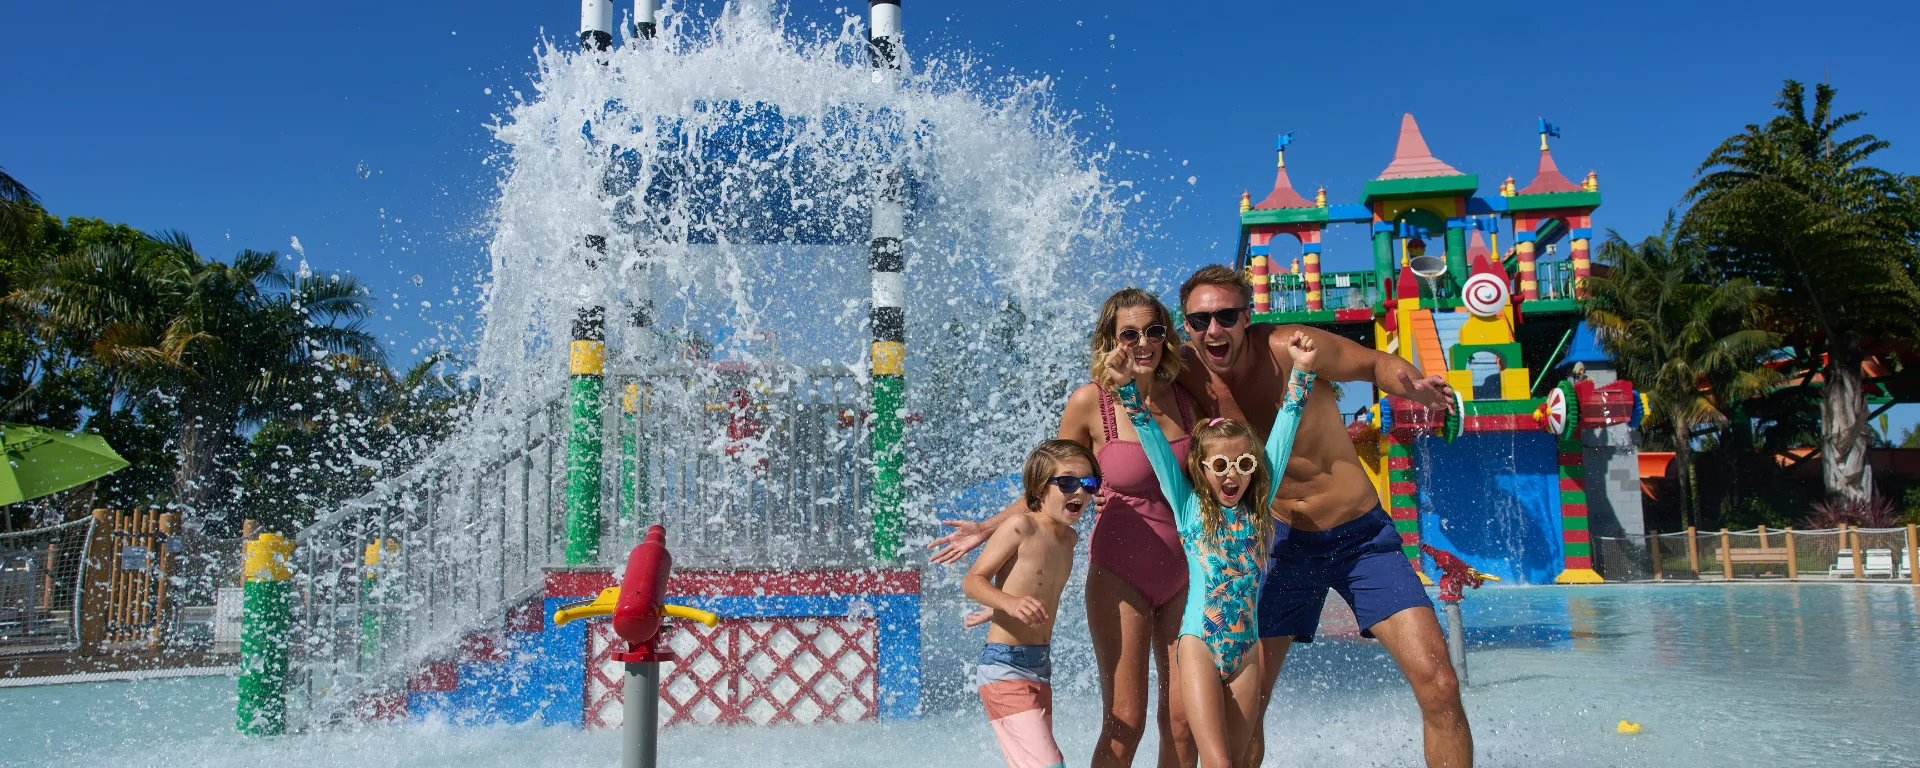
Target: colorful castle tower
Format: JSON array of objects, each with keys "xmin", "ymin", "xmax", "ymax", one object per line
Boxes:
[{"xmin": 1237, "ymin": 116, "xmax": 1641, "ymax": 585}]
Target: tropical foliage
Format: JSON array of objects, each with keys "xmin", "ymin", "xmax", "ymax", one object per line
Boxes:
[
  {"xmin": 1684, "ymin": 80, "xmax": 1920, "ymax": 504},
  {"xmin": 1, "ymin": 172, "xmax": 468, "ymax": 533},
  {"xmin": 1584, "ymin": 219, "xmax": 1781, "ymax": 527}
]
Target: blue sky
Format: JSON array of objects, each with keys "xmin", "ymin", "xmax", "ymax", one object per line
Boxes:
[{"xmin": 4, "ymin": 0, "xmax": 1917, "ymax": 438}]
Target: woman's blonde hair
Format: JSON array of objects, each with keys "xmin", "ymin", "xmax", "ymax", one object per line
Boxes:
[
  {"xmin": 1183, "ymin": 418, "xmax": 1274, "ymax": 549},
  {"xmin": 1089, "ymin": 288, "xmax": 1182, "ymax": 387}
]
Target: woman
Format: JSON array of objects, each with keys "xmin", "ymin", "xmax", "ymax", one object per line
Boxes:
[{"xmin": 931, "ymin": 288, "xmax": 1201, "ymax": 768}]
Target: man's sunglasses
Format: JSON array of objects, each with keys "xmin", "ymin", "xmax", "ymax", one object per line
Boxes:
[
  {"xmin": 1184, "ymin": 307, "xmax": 1248, "ymax": 332},
  {"xmin": 1046, "ymin": 475, "xmax": 1102, "ymax": 495},
  {"xmin": 1117, "ymin": 325, "xmax": 1168, "ymax": 344},
  {"xmin": 1202, "ymin": 453, "xmax": 1259, "ymax": 476}
]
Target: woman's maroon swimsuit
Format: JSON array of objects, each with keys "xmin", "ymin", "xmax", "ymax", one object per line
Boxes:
[{"xmin": 1089, "ymin": 383, "xmax": 1195, "ymax": 608}]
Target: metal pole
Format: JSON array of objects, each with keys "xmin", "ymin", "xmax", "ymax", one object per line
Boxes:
[
  {"xmin": 1442, "ymin": 601, "xmax": 1468, "ymax": 688},
  {"xmin": 623, "ymin": 661, "xmax": 661, "ymax": 768},
  {"xmin": 632, "ymin": 0, "xmax": 658, "ymax": 40},
  {"xmin": 867, "ymin": 0, "xmax": 906, "ymax": 561}
]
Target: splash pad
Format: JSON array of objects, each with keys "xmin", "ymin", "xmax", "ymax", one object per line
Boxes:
[{"xmin": 257, "ymin": 0, "xmax": 1141, "ymax": 735}]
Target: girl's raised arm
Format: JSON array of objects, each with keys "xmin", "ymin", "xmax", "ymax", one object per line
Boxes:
[{"xmin": 1115, "ymin": 380, "xmax": 1193, "ymax": 520}]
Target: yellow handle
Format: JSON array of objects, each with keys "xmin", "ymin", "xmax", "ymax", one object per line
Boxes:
[
  {"xmin": 664, "ymin": 603, "xmax": 719, "ymax": 627},
  {"xmin": 1475, "ymin": 572, "xmax": 1503, "ymax": 583},
  {"xmin": 552, "ymin": 587, "xmax": 620, "ymax": 626},
  {"xmin": 550, "ymin": 588, "xmax": 722, "ymax": 628}
]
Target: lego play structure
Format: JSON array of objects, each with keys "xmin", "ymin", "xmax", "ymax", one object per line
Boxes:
[{"xmin": 1235, "ymin": 116, "xmax": 1647, "ymax": 584}]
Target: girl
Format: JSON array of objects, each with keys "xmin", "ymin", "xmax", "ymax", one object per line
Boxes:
[{"xmin": 1108, "ymin": 331, "xmax": 1317, "ymax": 768}]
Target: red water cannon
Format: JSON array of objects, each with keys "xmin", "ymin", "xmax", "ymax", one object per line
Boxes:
[
  {"xmin": 1420, "ymin": 543, "xmax": 1501, "ymax": 602},
  {"xmin": 553, "ymin": 525, "xmax": 718, "ymax": 661}
]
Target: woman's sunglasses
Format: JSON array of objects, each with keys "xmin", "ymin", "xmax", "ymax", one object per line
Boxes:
[
  {"xmin": 1046, "ymin": 475, "xmax": 1102, "ymax": 495},
  {"xmin": 1184, "ymin": 307, "xmax": 1248, "ymax": 332},
  {"xmin": 1202, "ymin": 453, "xmax": 1258, "ymax": 476},
  {"xmin": 1117, "ymin": 325, "xmax": 1168, "ymax": 344}
]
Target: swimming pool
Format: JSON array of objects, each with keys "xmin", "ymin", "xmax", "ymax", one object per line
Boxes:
[{"xmin": 7, "ymin": 584, "xmax": 1916, "ymax": 767}]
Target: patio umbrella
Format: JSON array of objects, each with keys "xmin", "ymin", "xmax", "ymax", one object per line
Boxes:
[{"xmin": 0, "ymin": 423, "xmax": 130, "ymax": 505}]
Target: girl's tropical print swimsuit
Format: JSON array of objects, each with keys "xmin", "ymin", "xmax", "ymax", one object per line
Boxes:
[{"xmin": 1117, "ymin": 369, "xmax": 1313, "ymax": 680}]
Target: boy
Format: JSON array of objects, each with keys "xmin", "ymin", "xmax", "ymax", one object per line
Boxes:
[{"xmin": 963, "ymin": 439, "xmax": 1101, "ymax": 768}]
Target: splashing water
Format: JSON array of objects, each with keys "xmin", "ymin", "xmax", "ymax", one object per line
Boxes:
[{"xmin": 471, "ymin": 1, "xmax": 1137, "ymax": 510}]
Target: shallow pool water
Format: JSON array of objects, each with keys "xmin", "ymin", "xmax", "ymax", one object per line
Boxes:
[{"xmin": 8, "ymin": 584, "xmax": 1917, "ymax": 768}]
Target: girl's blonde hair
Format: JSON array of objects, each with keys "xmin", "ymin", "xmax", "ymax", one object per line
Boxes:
[
  {"xmin": 1183, "ymin": 417, "xmax": 1274, "ymax": 548},
  {"xmin": 1089, "ymin": 288, "xmax": 1182, "ymax": 388}
]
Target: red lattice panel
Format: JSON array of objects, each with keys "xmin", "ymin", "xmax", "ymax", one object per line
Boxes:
[{"xmin": 584, "ymin": 616, "xmax": 877, "ymax": 728}]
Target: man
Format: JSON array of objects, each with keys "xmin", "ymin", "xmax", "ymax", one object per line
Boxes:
[{"xmin": 1174, "ymin": 265, "xmax": 1473, "ymax": 768}]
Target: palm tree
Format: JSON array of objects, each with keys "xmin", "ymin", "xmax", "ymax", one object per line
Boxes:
[
  {"xmin": 1685, "ymin": 80, "xmax": 1920, "ymax": 504},
  {"xmin": 1585, "ymin": 219, "xmax": 1781, "ymax": 528},
  {"xmin": 0, "ymin": 167, "xmax": 38, "ymax": 244},
  {"xmin": 13, "ymin": 232, "xmax": 380, "ymax": 526}
]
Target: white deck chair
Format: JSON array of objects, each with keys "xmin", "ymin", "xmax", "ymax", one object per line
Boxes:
[
  {"xmin": 1828, "ymin": 549, "xmax": 1856, "ymax": 577},
  {"xmin": 1863, "ymin": 549, "xmax": 1895, "ymax": 578},
  {"xmin": 1901, "ymin": 548, "xmax": 1914, "ymax": 579}
]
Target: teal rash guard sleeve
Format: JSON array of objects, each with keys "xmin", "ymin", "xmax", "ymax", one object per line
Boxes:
[
  {"xmin": 1264, "ymin": 369, "xmax": 1315, "ymax": 506},
  {"xmin": 1113, "ymin": 380, "xmax": 1198, "ymax": 529}
]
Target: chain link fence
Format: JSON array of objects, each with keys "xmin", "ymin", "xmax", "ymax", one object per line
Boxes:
[
  {"xmin": 0, "ymin": 516, "xmax": 95, "ymax": 655},
  {"xmin": 1595, "ymin": 525, "xmax": 1919, "ymax": 582}
]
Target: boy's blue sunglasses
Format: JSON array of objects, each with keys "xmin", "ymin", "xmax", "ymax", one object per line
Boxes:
[{"xmin": 1046, "ymin": 476, "xmax": 1101, "ymax": 495}]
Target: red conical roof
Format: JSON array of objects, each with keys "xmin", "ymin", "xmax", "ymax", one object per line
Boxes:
[
  {"xmin": 1519, "ymin": 147, "xmax": 1582, "ymax": 195},
  {"xmin": 1376, "ymin": 114, "xmax": 1463, "ymax": 180},
  {"xmin": 1467, "ymin": 228, "xmax": 1494, "ymax": 265},
  {"xmin": 1255, "ymin": 164, "xmax": 1314, "ymax": 209}
]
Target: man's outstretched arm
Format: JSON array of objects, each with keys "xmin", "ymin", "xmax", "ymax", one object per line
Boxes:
[{"xmin": 1271, "ymin": 325, "xmax": 1455, "ymax": 412}]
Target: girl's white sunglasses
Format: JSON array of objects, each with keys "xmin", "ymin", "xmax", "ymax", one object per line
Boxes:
[{"xmin": 1203, "ymin": 453, "xmax": 1258, "ymax": 476}]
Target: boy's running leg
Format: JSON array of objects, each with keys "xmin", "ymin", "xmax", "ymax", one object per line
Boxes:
[{"xmin": 1369, "ymin": 607, "xmax": 1472, "ymax": 768}]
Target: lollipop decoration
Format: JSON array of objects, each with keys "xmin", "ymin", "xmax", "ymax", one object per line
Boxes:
[{"xmin": 1461, "ymin": 271, "xmax": 1510, "ymax": 317}]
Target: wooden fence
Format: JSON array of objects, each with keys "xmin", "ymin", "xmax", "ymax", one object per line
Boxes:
[{"xmin": 1595, "ymin": 524, "xmax": 1920, "ymax": 583}]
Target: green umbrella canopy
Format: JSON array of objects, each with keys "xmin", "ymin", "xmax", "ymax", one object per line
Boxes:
[{"xmin": 0, "ymin": 423, "xmax": 131, "ymax": 506}]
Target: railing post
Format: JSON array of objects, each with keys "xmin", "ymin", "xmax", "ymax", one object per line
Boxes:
[
  {"xmin": 1719, "ymin": 528, "xmax": 1733, "ymax": 580},
  {"xmin": 1649, "ymin": 530, "xmax": 1662, "ymax": 581},
  {"xmin": 1686, "ymin": 526, "xmax": 1699, "ymax": 577},
  {"xmin": 79, "ymin": 510, "xmax": 114, "ymax": 652},
  {"xmin": 1785, "ymin": 527, "xmax": 1798, "ymax": 580},
  {"xmin": 1907, "ymin": 524, "xmax": 1918, "ymax": 585},
  {"xmin": 237, "ymin": 533, "xmax": 295, "ymax": 736},
  {"xmin": 1850, "ymin": 525, "xmax": 1864, "ymax": 581}
]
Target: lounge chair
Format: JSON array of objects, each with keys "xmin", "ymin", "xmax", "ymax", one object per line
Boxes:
[
  {"xmin": 1828, "ymin": 549, "xmax": 1855, "ymax": 577},
  {"xmin": 1863, "ymin": 549, "xmax": 1895, "ymax": 579}
]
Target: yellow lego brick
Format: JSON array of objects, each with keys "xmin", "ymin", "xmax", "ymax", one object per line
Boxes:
[
  {"xmin": 1447, "ymin": 370, "xmax": 1476, "ymax": 402},
  {"xmin": 1500, "ymin": 368, "xmax": 1531, "ymax": 401}
]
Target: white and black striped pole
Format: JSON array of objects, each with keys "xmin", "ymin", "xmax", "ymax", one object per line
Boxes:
[
  {"xmin": 632, "ymin": 0, "xmax": 658, "ymax": 40},
  {"xmin": 581, "ymin": 0, "xmax": 614, "ymax": 51},
  {"xmin": 867, "ymin": 0, "xmax": 906, "ymax": 561}
]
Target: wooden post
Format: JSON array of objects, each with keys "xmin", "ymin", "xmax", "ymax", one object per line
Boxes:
[
  {"xmin": 154, "ymin": 512, "xmax": 178, "ymax": 645},
  {"xmin": 1851, "ymin": 525, "xmax": 1865, "ymax": 581},
  {"xmin": 1720, "ymin": 528, "xmax": 1734, "ymax": 580},
  {"xmin": 1650, "ymin": 530, "xmax": 1663, "ymax": 581},
  {"xmin": 1907, "ymin": 524, "xmax": 1918, "ymax": 586},
  {"xmin": 1687, "ymin": 526, "xmax": 1700, "ymax": 577},
  {"xmin": 79, "ymin": 510, "xmax": 115, "ymax": 652},
  {"xmin": 1785, "ymin": 527, "xmax": 1798, "ymax": 580},
  {"xmin": 1758, "ymin": 525, "xmax": 1770, "ymax": 549}
]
